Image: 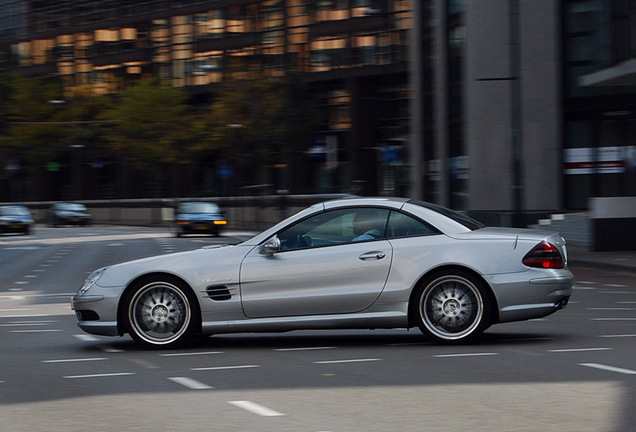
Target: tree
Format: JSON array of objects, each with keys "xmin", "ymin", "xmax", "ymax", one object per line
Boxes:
[
  {"xmin": 208, "ymin": 76, "xmax": 318, "ymax": 192},
  {"xmin": 101, "ymin": 78, "xmax": 203, "ymax": 197},
  {"xmin": 4, "ymin": 76, "xmax": 69, "ymax": 174}
]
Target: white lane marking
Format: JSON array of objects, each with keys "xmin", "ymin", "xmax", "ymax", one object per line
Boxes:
[
  {"xmin": 274, "ymin": 346, "xmax": 336, "ymax": 352},
  {"xmin": 228, "ymin": 401, "xmax": 285, "ymax": 417},
  {"xmin": 64, "ymin": 372, "xmax": 135, "ymax": 379},
  {"xmin": 160, "ymin": 351, "xmax": 224, "ymax": 357},
  {"xmin": 6, "ymin": 320, "xmax": 56, "ymax": 324},
  {"xmin": 599, "ymin": 334, "xmax": 636, "ymax": 338},
  {"xmin": 549, "ymin": 348, "xmax": 612, "ymax": 353},
  {"xmin": 1, "ymin": 323, "xmax": 49, "ymax": 327},
  {"xmin": 9, "ymin": 329, "xmax": 62, "ymax": 333},
  {"xmin": 4, "ymin": 246, "xmax": 41, "ymax": 250},
  {"xmin": 0, "ymin": 309, "xmax": 32, "ymax": 313},
  {"xmin": 579, "ymin": 363, "xmax": 636, "ymax": 375},
  {"xmin": 587, "ymin": 307, "xmax": 635, "ymax": 311},
  {"xmin": 42, "ymin": 358, "xmax": 108, "ymax": 363},
  {"xmin": 168, "ymin": 377, "xmax": 213, "ymax": 390},
  {"xmin": 74, "ymin": 334, "xmax": 100, "ymax": 342},
  {"xmin": 314, "ymin": 358, "xmax": 381, "ymax": 364},
  {"xmin": 433, "ymin": 353, "xmax": 499, "ymax": 358},
  {"xmin": 191, "ymin": 365, "xmax": 260, "ymax": 371}
]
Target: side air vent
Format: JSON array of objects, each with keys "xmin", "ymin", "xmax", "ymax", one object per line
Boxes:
[{"xmin": 206, "ymin": 285, "xmax": 232, "ymax": 301}]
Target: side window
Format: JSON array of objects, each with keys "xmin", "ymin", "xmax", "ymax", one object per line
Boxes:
[
  {"xmin": 277, "ymin": 208, "xmax": 389, "ymax": 251},
  {"xmin": 386, "ymin": 211, "xmax": 439, "ymax": 238}
]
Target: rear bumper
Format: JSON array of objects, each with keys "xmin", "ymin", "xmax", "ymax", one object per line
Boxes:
[{"xmin": 487, "ymin": 269, "xmax": 574, "ymax": 323}]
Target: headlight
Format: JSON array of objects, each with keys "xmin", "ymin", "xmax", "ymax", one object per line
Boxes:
[{"xmin": 78, "ymin": 268, "xmax": 107, "ymax": 294}]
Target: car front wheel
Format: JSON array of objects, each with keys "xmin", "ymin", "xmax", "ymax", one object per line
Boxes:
[
  {"xmin": 414, "ymin": 270, "xmax": 491, "ymax": 343},
  {"xmin": 124, "ymin": 277, "xmax": 198, "ymax": 348}
]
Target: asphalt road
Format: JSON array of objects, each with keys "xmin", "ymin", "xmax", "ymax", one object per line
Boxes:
[{"xmin": 1, "ymin": 225, "xmax": 635, "ymax": 432}]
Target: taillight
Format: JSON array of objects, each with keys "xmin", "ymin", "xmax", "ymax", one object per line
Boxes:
[{"xmin": 523, "ymin": 241, "xmax": 564, "ymax": 269}]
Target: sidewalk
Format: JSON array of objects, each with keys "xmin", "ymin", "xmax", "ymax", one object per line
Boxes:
[{"xmin": 567, "ymin": 245, "xmax": 636, "ymax": 274}]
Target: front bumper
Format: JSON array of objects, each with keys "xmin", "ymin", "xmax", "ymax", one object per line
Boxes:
[{"xmin": 71, "ymin": 290, "xmax": 122, "ymax": 337}]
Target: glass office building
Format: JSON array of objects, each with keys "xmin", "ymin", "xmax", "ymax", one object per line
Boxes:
[{"xmin": 1, "ymin": 1, "xmax": 635, "ymax": 217}]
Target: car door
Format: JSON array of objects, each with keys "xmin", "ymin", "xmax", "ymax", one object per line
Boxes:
[{"xmin": 239, "ymin": 208, "xmax": 393, "ymax": 318}]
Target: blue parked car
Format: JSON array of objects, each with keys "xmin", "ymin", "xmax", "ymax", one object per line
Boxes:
[
  {"xmin": 0, "ymin": 205, "xmax": 34, "ymax": 235},
  {"xmin": 174, "ymin": 201, "xmax": 227, "ymax": 237},
  {"xmin": 48, "ymin": 202, "xmax": 92, "ymax": 227}
]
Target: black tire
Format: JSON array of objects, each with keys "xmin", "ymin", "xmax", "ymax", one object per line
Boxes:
[
  {"xmin": 413, "ymin": 270, "xmax": 492, "ymax": 343},
  {"xmin": 124, "ymin": 276, "xmax": 198, "ymax": 348}
]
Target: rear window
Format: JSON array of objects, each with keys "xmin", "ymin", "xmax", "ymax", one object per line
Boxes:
[
  {"xmin": 178, "ymin": 202, "xmax": 220, "ymax": 214},
  {"xmin": 409, "ymin": 200, "xmax": 485, "ymax": 231},
  {"xmin": 1, "ymin": 206, "xmax": 30, "ymax": 216}
]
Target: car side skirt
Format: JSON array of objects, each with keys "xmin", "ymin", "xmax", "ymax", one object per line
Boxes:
[{"xmin": 201, "ymin": 311, "xmax": 408, "ymax": 334}]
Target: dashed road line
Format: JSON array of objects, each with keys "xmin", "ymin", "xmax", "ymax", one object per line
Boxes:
[
  {"xmin": 599, "ymin": 334, "xmax": 636, "ymax": 338},
  {"xmin": 579, "ymin": 363, "xmax": 636, "ymax": 375},
  {"xmin": 160, "ymin": 351, "xmax": 224, "ymax": 357},
  {"xmin": 74, "ymin": 334, "xmax": 99, "ymax": 342},
  {"xmin": 228, "ymin": 400, "xmax": 285, "ymax": 417},
  {"xmin": 191, "ymin": 365, "xmax": 259, "ymax": 371},
  {"xmin": 549, "ymin": 348, "xmax": 612, "ymax": 353},
  {"xmin": 169, "ymin": 377, "xmax": 213, "ymax": 390},
  {"xmin": 314, "ymin": 358, "xmax": 381, "ymax": 364},
  {"xmin": 64, "ymin": 372, "xmax": 135, "ymax": 379},
  {"xmin": 433, "ymin": 353, "xmax": 499, "ymax": 358},
  {"xmin": 9, "ymin": 329, "xmax": 62, "ymax": 333},
  {"xmin": 42, "ymin": 358, "xmax": 108, "ymax": 363},
  {"xmin": 274, "ymin": 346, "xmax": 336, "ymax": 352}
]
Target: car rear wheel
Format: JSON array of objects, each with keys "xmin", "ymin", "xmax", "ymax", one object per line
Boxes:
[
  {"xmin": 124, "ymin": 277, "xmax": 198, "ymax": 348},
  {"xmin": 414, "ymin": 270, "xmax": 491, "ymax": 343}
]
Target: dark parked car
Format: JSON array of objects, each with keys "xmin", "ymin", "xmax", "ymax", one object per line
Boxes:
[
  {"xmin": 0, "ymin": 205, "xmax": 34, "ymax": 235},
  {"xmin": 48, "ymin": 202, "xmax": 92, "ymax": 227},
  {"xmin": 174, "ymin": 201, "xmax": 227, "ymax": 237}
]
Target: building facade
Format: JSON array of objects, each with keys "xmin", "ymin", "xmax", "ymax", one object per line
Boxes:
[{"xmin": 1, "ymin": 1, "xmax": 635, "ymax": 221}]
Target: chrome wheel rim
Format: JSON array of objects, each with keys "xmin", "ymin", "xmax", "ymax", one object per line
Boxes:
[
  {"xmin": 420, "ymin": 275, "xmax": 483, "ymax": 340},
  {"xmin": 129, "ymin": 281, "xmax": 191, "ymax": 345}
]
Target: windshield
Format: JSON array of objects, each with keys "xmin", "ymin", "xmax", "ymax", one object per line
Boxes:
[
  {"xmin": 1, "ymin": 206, "xmax": 30, "ymax": 216},
  {"xmin": 409, "ymin": 200, "xmax": 485, "ymax": 231},
  {"xmin": 58, "ymin": 203, "xmax": 87, "ymax": 211},
  {"xmin": 178, "ymin": 202, "xmax": 220, "ymax": 214}
]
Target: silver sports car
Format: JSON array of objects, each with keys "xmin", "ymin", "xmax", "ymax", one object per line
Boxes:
[{"xmin": 72, "ymin": 197, "xmax": 573, "ymax": 348}]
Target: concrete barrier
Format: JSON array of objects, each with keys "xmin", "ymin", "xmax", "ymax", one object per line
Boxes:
[{"xmin": 13, "ymin": 194, "xmax": 352, "ymax": 232}]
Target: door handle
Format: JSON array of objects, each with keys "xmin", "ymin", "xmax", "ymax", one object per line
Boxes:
[{"xmin": 359, "ymin": 251, "xmax": 386, "ymax": 261}]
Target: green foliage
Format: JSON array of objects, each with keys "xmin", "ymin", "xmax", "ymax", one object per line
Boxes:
[
  {"xmin": 1, "ymin": 73, "xmax": 318, "ymax": 194},
  {"xmin": 101, "ymin": 79, "xmax": 194, "ymax": 172},
  {"xmin": 3, "ymin": 76, "xmax": 69, "ymax": 171},
  {"xmin": 207, "ymin": 76, "xmax": 318, "ymax": 185}
]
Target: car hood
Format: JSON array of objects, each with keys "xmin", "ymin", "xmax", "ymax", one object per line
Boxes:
[{"xmin": 95, "ymin": 243, "xmax": 254, "ymax": 288}]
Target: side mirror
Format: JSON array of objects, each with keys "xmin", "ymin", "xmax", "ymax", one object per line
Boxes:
[{"xmin": 260, "ymin": 236, "xmax": 281, "ymax": 255}]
